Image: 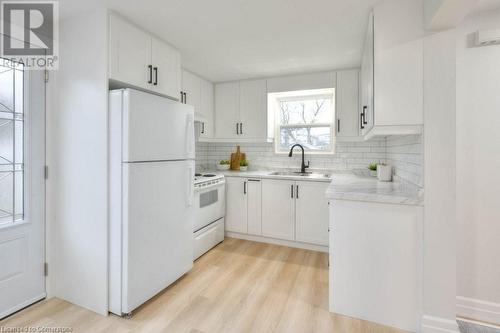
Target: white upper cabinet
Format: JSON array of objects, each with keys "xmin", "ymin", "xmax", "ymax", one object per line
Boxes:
[
  {"xmin": 150, "ymin": 37, "xmax": 181, "ymax": 100},
  {"xmin": 182, "ymin": 70, "xmax": 201, "ymax": 112},
  {"xmin": 360, "ymin": 12, "xmax": 374, "ymax": 137},
  {"xmin": 215, "ymin": 82, "xmax": 240, "ymax": 139},
  {"xmin": 182, "ymin": 70, "xmax": 214, "ymax": 139},
  {"xmin": 336, "ymin": 70, "xmax": 360, "ymax": 139},
  {"xmin": 199, "ymin": 79, "xmax": 214, "ymax": 138},
  {"xmin": 214, "ymin": 79, "xmax": 267, "ymax": 141},
  {"xmin": 239, "ymin": 79, "xmax": 267, "ymax": 139},
  {"xmin": 360, "ymin": 0, "xmax": 424, "ymax": 139},
  {"xmin": 108, "ymin": 14, "xmax": 181, "ymax": 101},
  {"xmin": 373, "ymin": 0, "xmax": 423, "ymax": 128},
  {"xmin": 109, "ymin": 14, "xmax": 151, "ymax": 90}
]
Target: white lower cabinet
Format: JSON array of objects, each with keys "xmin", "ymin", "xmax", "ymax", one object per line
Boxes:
[
  {"xmin": 225, "ymin": 177, "xmax": 248, "ymax": 233},
  {"xmin": 329, "ymin": 199, "xmax": 422, "ymax": 332},
  {"xmin": 261, "ymin": 179, "xmax": 295, "ymax": 240},
  {"xmin": 295, "ymin": 182, "xmax": 330, "ymax": 246},
  {"xmin": 246, "ymin": 179, "xmax": 262, "ymax": 235},
  {"xmin": 225, "ymin": 176, "xmax": 329, "ymax": 248}
]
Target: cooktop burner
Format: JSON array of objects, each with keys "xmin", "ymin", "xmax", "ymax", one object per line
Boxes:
[
  {"xmin": 195, "ymin": 173, "xmax": 202, "ymax": 177},
  {"xmin": 203, "ymin": 174, "xmax": 216, "ymax": 177}
]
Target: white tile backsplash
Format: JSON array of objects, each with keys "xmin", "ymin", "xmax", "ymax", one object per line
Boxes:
[
  {"xmin": 196, "ymin": 139, "xmax": 387, "ymax": 172},
  {"xmin": 196, "ymin": 134, "xmax": 423, "ymax": 188},
  {"xmin": 386, "ymin": 135, "xmax": 423, "ymax": 187}
]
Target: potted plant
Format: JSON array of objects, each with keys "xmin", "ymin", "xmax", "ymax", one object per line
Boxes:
[
  {"xmin": 368, "ymin": 163, "xmax": 377, "ymax": 177},
  {"xmin": 217, "ymin": 160, "xmax": 230, "ymax": 171},
  {"xmin": 239, "ymin": 159, "xmax": 249, "ymax": 171}
]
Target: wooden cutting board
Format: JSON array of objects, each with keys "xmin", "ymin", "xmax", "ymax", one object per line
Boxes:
[{"xmin": 230, "ymin": 146, "xmax": 245, "ymax": 170}]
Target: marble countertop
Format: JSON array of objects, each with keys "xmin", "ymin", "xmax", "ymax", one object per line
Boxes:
[{"xmin": 325, "ymin": 173, "xmax": 424, "ymax": 206}]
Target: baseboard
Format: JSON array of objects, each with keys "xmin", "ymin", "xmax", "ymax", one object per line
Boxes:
[
  {"xmin": 225, "ymin": 232, "xmax": 328, "ymax": 253},
  {"xmin": 457, "ymin": 296, "xmax": 500, "ymax": 325},
  {"xmin": 421, "ymin": 315, "xmax": 459, "ymax": 333}
]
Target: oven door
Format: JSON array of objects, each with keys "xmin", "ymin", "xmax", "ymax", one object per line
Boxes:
[{"xmin": 193, "ymin": 180, "xmax": 226, "ymax": 232}]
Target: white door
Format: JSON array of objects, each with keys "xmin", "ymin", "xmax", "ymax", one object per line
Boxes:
[
  {"xmin": 121, "ymin": 160, "xmax": 194, "ymax": 313},
  {"xmin": 120, "ymin": 89, "xmax": 194, "ymax": 162},
  {"xmin": 295, "ymin": 181, "xmax": 329, "ymax": 246},
  {"xmin": 215, "ymin": 82, "xmax": 239, "ymax": 139},
  {"xmin": 109, "ymin": 14, "xmax": 151, "ymax": 90},
  {"xmin": 0, "ymin": 64, "xmax": 46, "ymax": 318},
  {"xmin": 151, "ymin": 37, "xmax": 181, "ymax": 101},
  {"xmin": 239, "ymin": 79, "xmax": 267, "ymax": 139},
  {"xmin": 261, "ymin": 179, "xmax": 295, "ymax": 241},
  {"xmin": 225, "ymin": 177, "xmax": 247, "ymax": 233}
]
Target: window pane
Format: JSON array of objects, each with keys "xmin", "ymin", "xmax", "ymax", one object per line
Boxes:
[
  {"xmin": 0, "ymin": 119, "xmax": 13, "ymax": 164},
  {"xmin": 0, "ymin": 172, "xmax": 13, "ymax": 225},
  {"xmin": 0, "ymin": 65, "xmax": 14, "ymax": 113},
  {"xmin": 279, "ymin": 126, "xmax": 331, "ymax": 151},
  {"xmin": 0, "ymin": 59, "xmax": 24, "ymax": 225},
  {"xmin": 279, "ymin": 98, "xmax": 332, "ymax": 126}
]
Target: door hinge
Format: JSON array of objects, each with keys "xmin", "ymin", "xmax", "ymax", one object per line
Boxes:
[
  {"xmin": 44, "ymin": 262, "xmax": 48, "ymax": 276},
  {"xmin": 44, "ymin": 70, "xmax": 49, "ymax": 83},
  {"xmin": 44, "ymin": 165, "xmax": 49, "ymax": 179}
]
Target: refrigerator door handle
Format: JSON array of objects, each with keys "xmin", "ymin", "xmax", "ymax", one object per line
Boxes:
[
  {"xmin": 187, "ymin": 165, "xmax": 194, "ymax": 207},
  {"xmin": 185, "ymin": 113, "xmax": 194, "ymax": 157}
]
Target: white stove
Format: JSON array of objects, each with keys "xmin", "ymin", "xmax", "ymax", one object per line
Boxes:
[
  {"xmin": 194, "ymin": 173, "xmax": 225, "ymax": 188},
  {"xmin": 192, "ymin": 172, "xmax": 225, "ymax": 260}
]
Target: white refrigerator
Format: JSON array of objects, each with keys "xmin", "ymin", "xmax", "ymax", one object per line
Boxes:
[{"xmin": 109, "ymin": 88, "xmax": 195, "ymax": 316}]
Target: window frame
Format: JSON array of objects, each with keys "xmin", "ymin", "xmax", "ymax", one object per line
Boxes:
[{"xmin": 269, "ymin": 88, "xmax": 336, "ymax": 155}]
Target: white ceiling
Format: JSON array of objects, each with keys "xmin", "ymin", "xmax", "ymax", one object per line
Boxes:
[{"xmin": 59, "ymin": 0, "xmax": 379, "ymax": 82}]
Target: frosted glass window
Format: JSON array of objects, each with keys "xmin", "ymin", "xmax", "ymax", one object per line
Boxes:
[{"xmin": 0, "ymin": 59, "xmax": 24, "ymax": 226}]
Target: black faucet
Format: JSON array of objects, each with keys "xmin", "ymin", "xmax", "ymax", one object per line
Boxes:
[{"xmin": 288, "ymin": 144, "xmax": 310, "ymax": 173}]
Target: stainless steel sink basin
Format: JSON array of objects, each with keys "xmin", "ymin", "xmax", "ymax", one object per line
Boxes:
[{"xmin": 268, "ymin": 171, "xmax": 331, "ymax": 179}]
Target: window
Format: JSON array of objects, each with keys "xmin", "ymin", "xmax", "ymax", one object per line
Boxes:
[
  {"xmin": 0, "ymin": 59, "xmax": 24, "ymax": 226},
  {"xmin": 268, "ymin": 88, "xmax": 335, "ymax": 154}
]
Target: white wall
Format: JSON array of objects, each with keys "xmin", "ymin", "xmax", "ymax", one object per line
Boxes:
[
  {"xmin": 456, "ymin": 8, "xmax": 500, "ymax": 324},
  {"xmin": 421, "ymin": 29, "xmax": 458, "ymax": 332},
  {"xmin": 46, "ymin": 9, "xmax": 109, "ymax": 315}
]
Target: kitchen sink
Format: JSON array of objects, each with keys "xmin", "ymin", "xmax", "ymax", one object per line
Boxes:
[{"xmin": 268, "ymin": 171, "xmax": 331, "ymax": 179}]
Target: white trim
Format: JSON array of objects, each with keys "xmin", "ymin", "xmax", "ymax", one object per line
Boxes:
[
  {"xmin": 421, "ymin": 315, "xmax": 459, "ymax": 333},
  {"xmin": 457, "ymin": 296, "xmax": 500, "ymax": 324},
  {"xmin": 363, "ymin": 125, "xmax": 423, "ymax": 140},
  {"xmin": 0, "ymin": 293, "xmax": 46, "ymax": 320},
  {"xmin": 225, "ymin": 232, "xmax": 328, "ymax": 253}
]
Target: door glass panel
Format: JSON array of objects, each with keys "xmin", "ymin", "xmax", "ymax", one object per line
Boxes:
[{"xmin": 0, "ymin": 59, "xmax": 24, "ymax": 226}]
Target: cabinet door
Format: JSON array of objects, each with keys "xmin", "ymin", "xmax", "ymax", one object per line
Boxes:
[
  {"xmin": 215, "ymin": 82, "xmax": 240, "ymax": 139},
  {"xmin": 247, "ymin": 179, "xmax": 262, "ymax": 235},
  {"xmin": 360, "ymin": 12, "xmax": 374, "ymax": 136},
  {"xmin": 239, "ymin": 79, "xmax": 267, "ymax": 139},
  {"xmin": 199, "ymin": 79, "xmax": 214, "ymax": 138},
  {"xmin": 182, "ymin": 70, "xmax": 201, "ymax": 113},
  {"xmin": 109, "ymin": 14, "xmax": 151, "ymax": 89},
  {"xmin": 261, "ymin": 179, "xmax": 295, "ymax": 240},
  {"xmin": 295, "ymin": 181, "xmax": 329, "ymax": 246},
  {"xmin": 336, "ymin": 70, "xmax": 360, "ymax": 138},
  {"xmin": 151, "ymin": 37, "xmax": 181, "ymax": 100},
  {"xmin": 225, "ymin": 177, "xmax": 247, "ymax": 233}
]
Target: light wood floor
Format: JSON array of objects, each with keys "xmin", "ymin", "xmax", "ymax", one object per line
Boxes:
[{"xmin": 1, "ymin": 238, "xmax": 408, "ymax": 333}]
